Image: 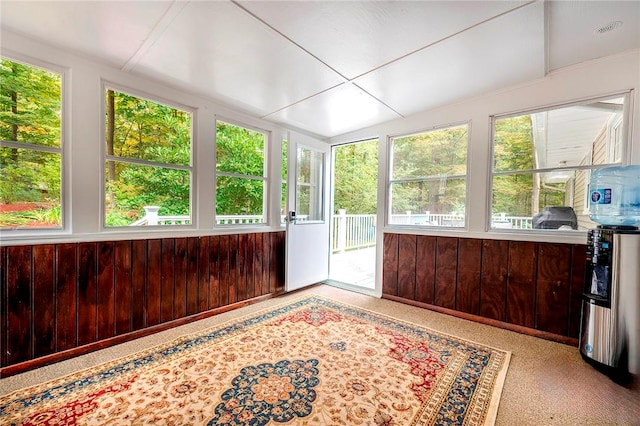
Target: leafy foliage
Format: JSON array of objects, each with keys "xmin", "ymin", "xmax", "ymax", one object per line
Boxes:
[
  {"xmin": 105, "ymin": 90, "xmax": 192, "ymax": 225},
  {"xmin": 333, "ymin": 140, "xmax": 378, "ymax": 214},
  {"xmin": 492, "ymin": 115, "xmax": 565, "ymax": 216},
  {"xmin": 215, "ymin": 121, "xmax": 265, "ymax": 217},
  {"xmin": 0, "ymin": 58, "xmax": 61, "ymax": 227},
  {"xmin": 390, "ymin": 125, "xmax": 467, "ymax": 215}
]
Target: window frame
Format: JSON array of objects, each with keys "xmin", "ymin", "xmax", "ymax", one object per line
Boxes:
[
  {"xmin": 488, "ymin": 90, "xmax": 632, "ymax": 233},
  {"xmin": 0, "ymin": 53, "xmax": 68, "ymax": 235},
  {"xmin": 386, "ymin": 121, "xmax": 470, "ymax": 229},
  {"xmin": 214, "ymin": 117, "xmax": 269, "ymax": 227},
  {"xmin": 100, "ymin": 82, "xmax": 195, "ymax": 230}
]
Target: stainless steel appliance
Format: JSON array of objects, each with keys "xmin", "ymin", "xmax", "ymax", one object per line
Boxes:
[{"xmin": 580, "ymin": 226, "xmax": 640, "ymax": 379}]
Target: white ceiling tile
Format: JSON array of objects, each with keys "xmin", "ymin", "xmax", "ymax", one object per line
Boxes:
[
  {"xmin": 353, "ymin": 2, "xmax": 545, "ymax": 117},
  {"xmin": 548, "ymin": 1, "xmax": 640, "ymax": 71},
  {"xmin": 131, "ymin": 1, "xmax": 345, "ymax": 117},
  {"xmin": 0, "ymin": 0, "xmax": 172, "ymax": 68},
  {"xmin": 238, "ymin": 0, "xmax": 529, "ymax": 79},
  {"xmin": 265, "ymin": 83, "xmax": 400, "ymax": 137}
]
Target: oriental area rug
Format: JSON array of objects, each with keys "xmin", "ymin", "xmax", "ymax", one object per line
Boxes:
[{"xmin": 1, "ymin": 295, "xmax": 510, "ymax": 425}]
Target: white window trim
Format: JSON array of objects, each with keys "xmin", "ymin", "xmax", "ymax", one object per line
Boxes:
[
  {"xmin": 0, "ymin": 53, "xmax": 69, "ymax": 238},
  {"xmin": 386, "ymin": 121, "xmax": 470, "ymax": 230},
  {"xmin": 582, "ymin": 148, "xmax": 593, "ymax": 215},
  {"xmin": 214, "ymin": 117, "xmax": 270, "ymax": 227},
  {"xmin": 607, "ymin": 114, "xmax": 624, "ymax": 164},
  {"xmin": 100, "ymin": 82, "xmax": 196, "ymax": 231},
  {"xmin": 488, "ymin": 90, "xmax": 632, "ymax": 233}
]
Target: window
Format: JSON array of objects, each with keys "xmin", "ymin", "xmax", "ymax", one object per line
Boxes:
[
  {"xmin": 490, "ymin": 93, "xmax": 629, "ymax": 231},
  {"xmin": 281, "ymin": 138, "xmax": 288, "ymax": 225},
  {"xmin": 104, "ymin": 88, "xmax": 192, "ymax": 227},
  {"xmin": 1, "ymin": 57, "xmax": 63, "ymax": 230},
  {"xmin": 296, "ymin": 146, "xmax": 325, "ymax": 222},
  {"xmin": 607, "ymin": 116, "xmax": 623, "ymax": 163},
  {"xmin": 388, "ymin": 124, "xmax": 468, "ymax": 227},
  {"xmin": 215, "ymin": 120, "xmax": 267, "ymax": 225}
]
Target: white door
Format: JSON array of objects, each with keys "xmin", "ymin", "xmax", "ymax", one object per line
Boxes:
[{"xmin": 285, "ymin": 132, "xmax": 330, "ymax": 291}]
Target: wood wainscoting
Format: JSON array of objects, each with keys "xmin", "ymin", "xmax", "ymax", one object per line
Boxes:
[
  {"xmin": 0, "ymin": 231, "xmax": 285, "ymax": 378},
  {"xmin": 382, "ymin": 233, "xmax": 586, "ymax": 345}
]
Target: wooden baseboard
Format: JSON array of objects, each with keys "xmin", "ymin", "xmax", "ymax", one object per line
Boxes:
[{"xmin": 382, "ymin": 294, "xmax": 579, "ymax": 347}]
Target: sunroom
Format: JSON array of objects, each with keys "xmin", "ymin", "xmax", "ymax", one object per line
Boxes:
[{"xmin": 1, "ymin": 1, "xmax": 640, "ymax": 424}]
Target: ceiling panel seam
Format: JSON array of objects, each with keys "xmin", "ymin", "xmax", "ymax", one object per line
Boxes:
[
  {"xmin": 347, "ymin": 0, "xmax": 540, "ymax": 82},
  {"xmin": 231, "ymin": 0, "xmax": 349, "ymax": 82},
  {"xmin": 351, "ymin": 83, "xmax": 405, "ymax": 119},
  {"xmin": 259, "ymin": 82, "xmax": 347, "ymax": 119},
  {"xmin": 122, "ymin": 1, "xmax": 190, "ymax": 72}
]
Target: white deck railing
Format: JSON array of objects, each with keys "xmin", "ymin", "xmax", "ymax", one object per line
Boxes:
[
  {"xmin": 389, "ymin": 212, "xmax": 532, "ymax": 229},
  {"xmin": 131, "ymin": 207, "xmax": 533, "ymax": 252},
  {"xmin": 332, "ymin": 211, "xmax": 376, "ymax": 252},
  {"xmin": 130, "ymin": 207, "xmax": 265, "ymax": 226}
]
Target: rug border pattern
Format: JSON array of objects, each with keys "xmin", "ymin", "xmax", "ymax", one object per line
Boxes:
[{"xmin": 0, "ymin": 294, "xmax": 511, "ymax": 426}]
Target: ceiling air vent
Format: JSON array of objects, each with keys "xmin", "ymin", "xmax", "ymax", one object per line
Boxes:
[{"xmin": 594, "ymin": 21, "xmax": 623, "ymax": 35}]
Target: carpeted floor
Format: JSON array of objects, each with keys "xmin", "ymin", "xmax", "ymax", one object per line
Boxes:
[{"xmin": 1, "ymin": 285, "xmax": 639, "ymax": 425}]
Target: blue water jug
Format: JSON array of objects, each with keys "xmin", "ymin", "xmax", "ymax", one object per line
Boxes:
[{"xmin": 589, "ymin": 165, "xmax": 640, "ymax": 226}]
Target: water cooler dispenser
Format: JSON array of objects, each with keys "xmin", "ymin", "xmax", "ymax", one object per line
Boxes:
[{"xmin": 580, "ymin": 165, "xmax": 640, "ymax": 378}]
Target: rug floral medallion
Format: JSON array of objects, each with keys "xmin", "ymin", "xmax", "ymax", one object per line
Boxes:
[{"xmin": 1, "ymin": 295, "xmax": 510, "ymax": 425}]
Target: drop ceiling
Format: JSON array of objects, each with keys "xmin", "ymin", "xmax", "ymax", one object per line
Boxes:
[{"xmin": 1, "ymin": 1, "xmax": 639, "ymax": 139}]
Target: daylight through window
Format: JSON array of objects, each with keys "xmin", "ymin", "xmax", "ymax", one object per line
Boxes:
[
  {"xmin": 388, "ymin": 124, "xmax": 468, "ymax": 227},
  {"xmin": 104, "ymin": 88, "xmax": 192, "ymax": 227},
  {"xmin": 1, "ymin": 57, "xmax": 63, "ymax": 230},
  {"xmin": 215, "ymin": 120, "xmax": 267, "ymax": 225},
  {"xmin": 490, "ymin": 93, "xmax": 630, "ymax": 231}
]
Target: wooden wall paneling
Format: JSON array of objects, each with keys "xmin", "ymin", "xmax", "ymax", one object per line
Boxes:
[
  {"xmin": 219, "ymin": 235, "xmax": 230, "ymax": 306},
  {"xmin": 146, "ymin": 239, "xmax": 161, "ymax": 327},
  {"xmin": 535, "ymin": 244, "xmax": 572, "ymax": 335},
  {"xmin": 415, "ymin": 236, "xmax": 436, "ymax": 304},
  {"xmin": 184, "ymin": 238, "xmax": 198, "ymax": 316},
  {"xmin": 228, "ymin": 235, "xmax": 238, "ymax": 304},
  {"xmin": 97, "ymin": 242, "xmax": 115, "ymax": 340},
  {"xmin": 434, "ymin": 237, "xmax": 458, "ymax": 309},
  {"xmin": 456, "ymin": 239, "xmax": 482, "ymax": 315},
  {"xmin": 246, "ymin": 233, "xmax": 256, "ymax": 299},
  {"xmin": 266, "ymin": 233, "xmax": 274, "ymax": 293},
  {"xmin": 78, "ymin": 243, "xmax": 98, "ymax": 346},
  {"xmin": 263, "ymin": 233, "xmax": 272, "ymax": 294},
  {"xmin": 237, "ymin": 234, "xmax": 247, "ymax": 302},
  {"xmin": 254, "ymin": 233, "xmax": 265, "ymax": 297},
  {"xmin": 266, "ymin": 232, "xmax": 278, "ymax": 293},
  {"xmin": 268, "ymin": 232, "xmax": 283, "ymax": 293},
  {"xmin": 32, "ymin": 244, "xmax": 55, "ymax": 358},
  {"xmin": 0, "ymin": 246, "xmax": 6, "ymax": 367},
  {"xmin": 569, "ymin": 245, "xmax": 587, "ymax": 338},
  {"xmin": 130, "ymin": 240, "xmax": 147, "ymax": 331},
  {"xmin": 383, "ymin": 233, "xmax": 399, "ymax": 296},
  {"xmin": 506, "ymin": 241, "xmax": 537, "ymax": 328},
  {"xmin": 196, "ymin": 237, "xmax": 208, "ymax": 314},
  {"xmin": 55, "ymin": 243, "xmax": 77, "ymax": 351},
  {"xmin": 114, "ymin": 241, "xmax": 132, "ymax": 336},
  {"xmin": 160, "ymin": 238, "xmax": 175, "ymax": 323},
  {"xmin": 480, "ymin": 239, "xmax": 509, "ymax": 321},
  {"xmin": 208, "ymin": 236, "xmax": 220, "ymax": 309},
  {"xmin": 275, "ymin": 232, "xmax": 285, "ymax": 292},
  {"xmin": 173, "ymin": 238, "xmax": 187, "ymax": 320},
  {"xmin": 397, "ymin": 234, "xmax": 417, "ymax": 300},
  {"xmin": 6, "ymin": 246, "xmax": 32, "ymax": 365}
]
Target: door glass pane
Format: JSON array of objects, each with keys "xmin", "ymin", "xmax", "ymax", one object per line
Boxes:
[{"xmin": 296, "ymin": 147, "xmax": 324, "ymax": 222}]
